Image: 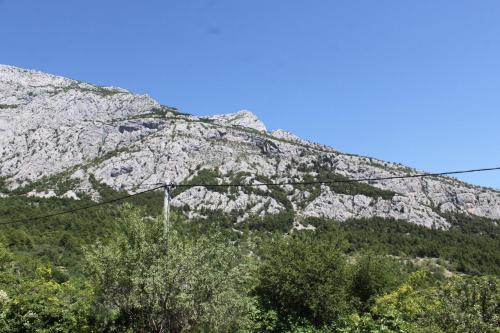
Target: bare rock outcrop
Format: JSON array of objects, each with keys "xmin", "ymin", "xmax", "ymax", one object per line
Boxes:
[{"xmin": 1, "ymin": 64, "xmax": 499, "ymax": 228}]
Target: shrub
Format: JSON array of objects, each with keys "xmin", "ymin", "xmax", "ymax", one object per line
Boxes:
[
  {"xmin": 254, "ymin": 232, "xmax": 351, "ymax": 329},
  {"xmin": 85, "ymin": 207, "xmax": 254, "ymax": 332},
  {"xmin": 350, "ymin": 255, "xmax": 405, "ymax": 311}
]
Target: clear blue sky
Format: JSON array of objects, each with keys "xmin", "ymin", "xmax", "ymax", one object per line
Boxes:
[{"xmin": 1, "ymin": 0, "xmax": 499, "ymax": 188}]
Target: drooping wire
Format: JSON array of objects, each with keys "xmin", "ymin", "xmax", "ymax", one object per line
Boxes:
[
  {"xmin": 172, "ymin": 166, "xmax": 500, "ymax": 188},
  {"xmin": 0, "ymin": 185, "xmax": 165, "ymax": 226}
]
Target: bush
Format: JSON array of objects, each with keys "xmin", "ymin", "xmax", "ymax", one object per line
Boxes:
[
  {"xmin": 372, "ymin": 271, "xmax": 500, "ymax": 333},
  {"xmin": 85, "ymin": 206, "xmax": 254, "ymax": 332},
  {"xmin": 350, "ymin": 255, "xmax": 405, "ymax": 311},
  {"xmin": 0, "ymin": 266, "xmax": 92, "ymax": 333},
  {"xmin": 254, "ymin": 231, "xmax": 351, "ymax": 329},
  {"xmin": 425, "ymin": 276, "xmax": 500, "ymax": 333}
]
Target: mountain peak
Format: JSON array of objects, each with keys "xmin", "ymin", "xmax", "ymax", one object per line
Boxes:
[{"xmin": 208, "ymin": 109, "xmax": 267, "ymax": 132}]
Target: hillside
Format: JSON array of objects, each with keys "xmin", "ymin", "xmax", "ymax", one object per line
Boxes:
[{"xmin": 1, "ymin": 64, "xmax": 499, "ymax": 229}]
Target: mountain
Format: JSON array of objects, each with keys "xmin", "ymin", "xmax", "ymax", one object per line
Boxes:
[{"xmin": 1, "ymin": 64, "xmax": 499, "ymax": 229}]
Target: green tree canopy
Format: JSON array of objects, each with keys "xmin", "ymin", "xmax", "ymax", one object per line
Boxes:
[
  {"xmin": 85, "ymin": 207, "xmax": 255, "ymax": 332},
  {"xmin": 254, "ymin": 231, "xmax": 351, "ymax": 329}
]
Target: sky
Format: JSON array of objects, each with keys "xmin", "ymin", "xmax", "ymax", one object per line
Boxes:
[{"xmin": 1, "ymin": 0, "xmax": 499, "ymax": 188}]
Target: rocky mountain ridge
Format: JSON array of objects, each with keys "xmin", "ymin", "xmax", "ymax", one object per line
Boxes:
[{"xmin": 1, "ymin": 64, "xmax": 499, "ymax": 229}]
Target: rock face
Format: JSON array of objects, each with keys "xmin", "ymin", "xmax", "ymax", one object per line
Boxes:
[
  {"xmin": 209, "ymin": 110, "xmax": 267, "ymax": 132},
  {"xmin": 1, "ymin": 64, "xmax": 500, "ymax": 229}
]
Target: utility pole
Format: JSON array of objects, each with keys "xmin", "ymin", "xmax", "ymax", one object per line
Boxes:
[{"xmin": 163, "ymin": 182, "xmax": 173, "ymax": 231}]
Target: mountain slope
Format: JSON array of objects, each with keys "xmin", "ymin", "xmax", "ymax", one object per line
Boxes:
[{"xmin": 1, "ymin": 64, "xmax": 499, "ymax": 228}]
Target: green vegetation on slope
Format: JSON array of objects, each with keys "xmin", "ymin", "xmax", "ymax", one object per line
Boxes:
[
  {"xmin": 296, "ymin": 160, "xmax": 397, "ymax": 202},
  {"xmin": 306, "ymin": 216, "xmax": 500, "ymax": 276},
  {"xmin": 0, "ymin": 189, "xmax": 498, "ymax": 332},
  {"xmin": 0, "ymin": 104, "xmax": 18, "ymax": 109}
]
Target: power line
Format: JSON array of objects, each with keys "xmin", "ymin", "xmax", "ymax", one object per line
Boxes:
[
  {"xmin": 0, "ymin": 166, "xmax": 499, "ymax": 226},
  {"xmin": 172, "ymin": 166, "xmax": 500, "ymax": 188},
  {"xmin": 0, "ymin": 185, "xmax": 164, "ymax": 226}
]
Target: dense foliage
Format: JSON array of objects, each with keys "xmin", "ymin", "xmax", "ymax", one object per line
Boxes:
[
  {"xmin": 86, "ymin": 207, "xmax": 254, "ymax": 332},
  {"xmin": 255, "ymin": 231, "xmax": 351, "ymax": 329},
  {"xmin": 0, "ymin": 192, "xmax": 498, "ymax": 332},
  {"xmin": 321, "ymin": 216, "xmax": 500, "ymax": 275}
]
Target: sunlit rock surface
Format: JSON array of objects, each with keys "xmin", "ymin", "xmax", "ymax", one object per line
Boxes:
[{"xmin": 1, "ymin": 64, "xmax": 499, "ymax": 228}]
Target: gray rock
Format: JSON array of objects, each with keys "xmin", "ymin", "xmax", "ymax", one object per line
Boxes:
[{"xmin": 1, "ymin": 64, "xmax": 499, "ymax": 229}]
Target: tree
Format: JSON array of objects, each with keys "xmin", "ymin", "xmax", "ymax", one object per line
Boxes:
[
  {"xmin": 0, "ymin": 265, "xmax": 91, "ymax": 333},
  {"xmin": 350, "ymin": 254, "xmax": 404, "ymax": 311},
  {"xmin": 426, "ymin": 276, "xmax": 500, "ymax": 333},
  {"xmin": 372, "ymin": 271, "xmax": 500, "ymax": 333},
  {"xmin": 85, "ymin": 207, "xmax": 254, "ymax": 332},
  {"xmin": 254, "ymin": 231, "xmax": 350, "ymax": 329}
]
